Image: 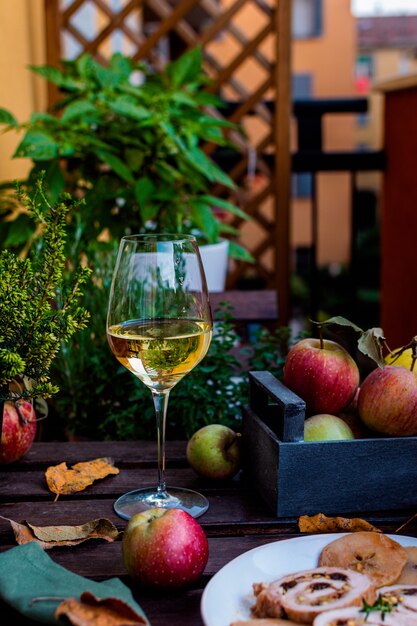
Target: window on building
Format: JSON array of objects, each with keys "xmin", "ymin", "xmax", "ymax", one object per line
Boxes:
[
  {"xmin": 292, "ymin": 173, "xmax": 313, "ymax": 198},
  {"xmin": 292, "ymin": 0, "xmax": 322, "ymax": 39},
  {"xmin": 292, "ymin": 72, "xmax": 313, "ymax": 198}
]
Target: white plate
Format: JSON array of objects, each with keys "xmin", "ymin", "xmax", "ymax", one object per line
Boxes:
[{"xmin": 201, "ymin": 532, "xmax": 417, "ymax": 626}]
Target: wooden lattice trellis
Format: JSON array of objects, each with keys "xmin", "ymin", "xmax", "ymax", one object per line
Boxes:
[{"xmin": 44, "ymin": 0, "xmax": 291, "ymax": 324}]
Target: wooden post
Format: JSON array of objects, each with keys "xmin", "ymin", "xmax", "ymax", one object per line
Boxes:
[
  {"xmin": 377, "ymin": 75, "xmax": 417, "ymax": 348},
  {"xmin": 44, "ymin": 0, "xmax": 62, "ymax": 108},
  {"xmin": 274, "ymin": 0, "xmax": 292, "ymax": 326}
]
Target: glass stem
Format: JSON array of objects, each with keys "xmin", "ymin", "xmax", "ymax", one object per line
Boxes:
[{"xmin": 152, "ymin": 390, "xmax": 170, "ymax": 497}]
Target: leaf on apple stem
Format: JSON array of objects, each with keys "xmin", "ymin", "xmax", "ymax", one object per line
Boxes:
[
  {"xmin": 54, "ymin": 591, "xmax": 147, "ymax": 626},
  {"xmin": 45, "ymin": 458, "xmax": 120, "ymax": 501},
  {"xmin": 357, "ymin": 327, "xmax": 386, "ymax": 369},
  {"xmin": 298, "ymin": 513, "xmax": 382, "ymax": 533},
  {"xmin": 311, "ymin": 317, "xmax": 387, "ymax": 369},
  {"xmin": 0, "ymin": 515, "xmax": 119, "ymax": 549},
  {"xmin": 312, "ymin": 316, "xmax": 364, "ymax": 334}
]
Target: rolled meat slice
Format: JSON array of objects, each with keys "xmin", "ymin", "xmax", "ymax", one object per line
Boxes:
[
  {"xmin": 252, "ymin": 567, "xmax": 375, "ymax": 624},
  {"xmin": 313, "ymin": 604, "xmax": 417, "ymax": 625},
  {"xmin": 379, "ymin": 583, "xmax": 417, "ymax": 613}
]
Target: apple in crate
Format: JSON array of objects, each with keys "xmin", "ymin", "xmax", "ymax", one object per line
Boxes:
[
  {"xmin": 186, "ymin": 424, "xmax": 241, "ymax": 480},
  {"xmin": 122, "ymin": 508, "xmax": 208, "ymax": 588},
  {"xmin": 358, "ymin": 365, "xmax": 417, "ymax": 436},
  {"xmin": 0, "ymin": 400, "xmax": 37, "ymax": 465},
  {"xmin": 304, "ymin": 414, "xmax": 355, "ymax": 441},
  {"xmin": 284, "ymin": 338, "xmax": 360, "ymax": 415}
]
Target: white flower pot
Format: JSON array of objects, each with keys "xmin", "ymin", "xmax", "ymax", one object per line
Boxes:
[{"xmin": 199, "ymin": 240, "xmax": 229, "ymax": 293}]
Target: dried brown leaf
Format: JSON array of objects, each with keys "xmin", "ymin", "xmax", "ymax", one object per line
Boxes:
[
  {"xmin": 45, "ymin": 457, "xmax": 119, "ymax": 500},
  {"xmin": 0, "ymin": 515, "xmax": 119, "ymax": 549},
  {"xmin": 54, "ymin": 591, "xmax": 147, "ymax": 626},
  {"xmin": 298, "ymin": 513, "xmax": 382, "ymax": 533}
]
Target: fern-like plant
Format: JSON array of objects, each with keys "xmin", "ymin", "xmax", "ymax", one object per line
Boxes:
[{"xmin": 0, "ymin": 174, "xmax": 91, "ymax": 401}]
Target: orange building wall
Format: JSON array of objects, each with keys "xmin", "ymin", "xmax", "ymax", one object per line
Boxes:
[{"xmin": 0, "ymin": 0, "xmax": 46, "ymax": 183}]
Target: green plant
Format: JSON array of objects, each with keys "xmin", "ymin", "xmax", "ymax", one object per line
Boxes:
[
  {"xmin": 0, "ymin": 48, "xmax": 251, "ymax": 261},
  {"xmin": 0, "ymin": 175, "xmax": 91, "ymax": 402}
]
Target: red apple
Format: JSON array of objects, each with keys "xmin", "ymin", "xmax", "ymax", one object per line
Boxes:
[
  {"xmin": 283, "ymin": 338, "xmax": 360, "ymax": 415},
  {"xmin": 358, "ymin": 365, "xmax": 417, "ymax": 436},
  {"xmin": 0, "ymin": 400, "xmax": 37, "ymax": 465},
  {"xmin": 122, "ymin": 508, "xmax": 208, "ymax": 588}
]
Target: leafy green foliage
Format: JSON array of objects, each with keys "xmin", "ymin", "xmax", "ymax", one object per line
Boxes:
[
  {"xmin": 0, "ymin": 175, "xmax": 91, "ymax": 400},
  {"xmin": 0, "ymin": 48, "xmax": 251, "ymax": 261}
]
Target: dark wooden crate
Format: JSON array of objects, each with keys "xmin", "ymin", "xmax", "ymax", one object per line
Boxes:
[{"xmin": 242, "ymin": 371, "xmax": 417, "ymax": 517}]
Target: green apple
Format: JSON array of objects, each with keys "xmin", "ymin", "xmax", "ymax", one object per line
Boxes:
[
  {"xmin": 304, "ymin": 414, "xmax": 355, "ymax": 441},
  {"xmin": 186, "ymin": 424, "xmax": 241, "ymax": 480}
]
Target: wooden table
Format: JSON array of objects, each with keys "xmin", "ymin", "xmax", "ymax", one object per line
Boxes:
[{"xmin": 1, "ymin": 440, "xmax": 417, "ymax": 625}]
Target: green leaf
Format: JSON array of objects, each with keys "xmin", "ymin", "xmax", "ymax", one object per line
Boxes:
[
  {"xmin": 197, "ymin": 114, "xmax": 236, "ymax": 129},
  {"xmin": 190, "ymin": 201, "xmax": 219, "ymax": 242},
  {"xmin": 134, "ymin": 176, "xmax": 156, "ymax": 206},
  {"xmin": 14, "ymin": 130, "xmax": 59, "ymax": 160},
  {"xmin": 166, "ymin": 47, "xmax": 203, "ymax": 88},
  {"xmin": 108, "ymin": 96, "xmax": 150, "ymax": 121},
  {"xmin": 313, "ymin": 316, "xmax": 364, "ymax": 334},
  {"xmin": 3, "ymin": 214, "xmax": 35, "ymax": 247},
  {"xmin": 171, "ymin": 92, "xmax": 198, "ymax": 107},
  {"xmin": 200, "ymin": 195, "xmax": 250, "ymax": 220},
  {"xmin": 358, "ymin": 328, "xmax": 386, "ymax": 369},
  {"xmin": 0, "ymin": 108, "xmax": 18, "ymax": 127},
  {"xmin": 192, "ymin": 91, "xmax": 223, "ymax": 107},
  {"xmin": 30, "ymin": 112, "xmax": 58, "ymax": 124},
  {"xmin": 76, "ymin": 54, "xmax": 96, "ymax": 82},
  {"xmin": 125, "ymin": 148, "xmax": 145, "ymax": 172},
  {"xmin": 218, "ymin": 222, "xmax": 239, "ymax": 236},
  {"xmin": 228, "ymin": 240, "xmax": 254, "ymax": 262},
  {"xmin": 188, "ymin": 147, "xmax": 235, "ymax": 188},
  {"xmin": 61, "ymin": 100, "xmax": 98, "ymax": 122},
  {"xmin": 43, "ymin": 162, "xmax": 65, "ymax": 202},
  {"xmin": 97, "ymin": 151, "xmax": 135, "ymax": 184},
  {"xmin": 109, "ymin": 53, "xmax": 132, "ymax": 83},
  {"xmin": 29, "ymin": 65, "xmax": 82, "ymax": 91}
]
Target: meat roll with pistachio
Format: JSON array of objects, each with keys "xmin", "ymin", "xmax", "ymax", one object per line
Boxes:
[{"xmin": 252, "ymin": 567, "xmax": 376, "ymax": 624}]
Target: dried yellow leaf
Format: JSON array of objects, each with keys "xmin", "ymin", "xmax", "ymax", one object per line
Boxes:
[
  {"xmin": 54, "ymin": 592, "xmax": 147, "ymax": 626},
  {"xmin": 298, "ymin": 513, "xmax": 382, "ymax": 533},
  {"xmin": 45, "ymin": 457, "xmax": 119, "ymax": 500},
  {"xmin": 0, "ymin": 515, "xmax": 119, "ymax": 549}
]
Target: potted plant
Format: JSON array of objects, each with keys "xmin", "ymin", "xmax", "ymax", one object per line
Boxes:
[
  {"xmin": 0, "ymin": 47, "xmax": 252, "ymax": 290},
  {"xmin": 0, "ymin": 175, "xmax": 91, "ymax": 462}
]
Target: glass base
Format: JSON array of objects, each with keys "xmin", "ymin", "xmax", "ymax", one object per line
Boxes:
[{"xmin": 114, "ymin": 486, "xmax": 209, "ymax": 520}]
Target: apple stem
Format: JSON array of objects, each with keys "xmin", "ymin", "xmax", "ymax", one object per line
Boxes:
[
  {"xmin": 226, "ymin": 432, "xmax": 242, "ymax": 451},
  {"xmin": 318, "ymin": 325, "xmax": 324, "ymax": 350},
  {"xmin": 383, "ymin": 339, "xmax": 393, "ymax": 355},
  {"xmin": 411, "ymin": 337, "xmax": 417, "ymax": 372}
]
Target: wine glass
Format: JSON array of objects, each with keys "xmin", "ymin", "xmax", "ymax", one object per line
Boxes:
[{"xmin": 106, "ymin": 234, "xmax": 213, "ymax": 520}]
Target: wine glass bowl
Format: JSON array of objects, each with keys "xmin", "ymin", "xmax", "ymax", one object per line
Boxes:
[{"xmin": 107, "ymin": 234, "xmax": 213, "ymax": 519}]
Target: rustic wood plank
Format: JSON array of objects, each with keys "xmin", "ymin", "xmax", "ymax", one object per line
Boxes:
[
  {"xmin": 12, "ymin": 441, "xmax": 188, "ymax": 469},
  {"xmin": 210, "ymin": 290, "xmax": 278, "ymax": 322},
  {"xmin": 0, "ymin": 467, "xmax": 243, "ymax": 500},
  {"xmin": 0, "ymin": 535, "xmax": 302, "ymax": 580},
  {"xmin": 0, "ymin": 491, "xmax": 295, "ymax": 537}
]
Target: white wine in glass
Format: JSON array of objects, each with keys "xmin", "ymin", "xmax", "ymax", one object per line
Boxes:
[{"xmin": 107, "ymin": 234, "xmax": 213, "ymax": 519}]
